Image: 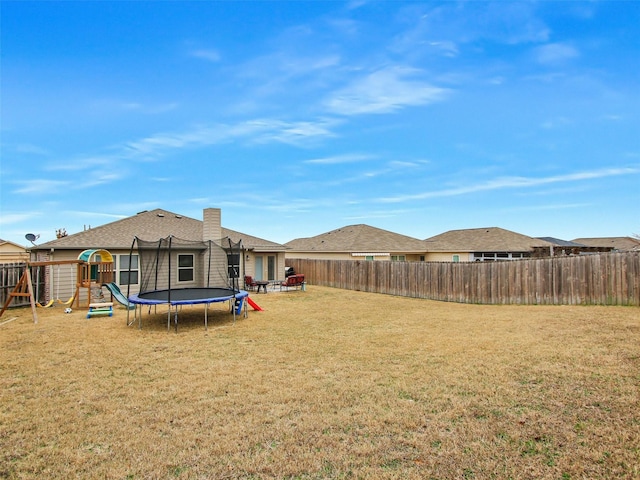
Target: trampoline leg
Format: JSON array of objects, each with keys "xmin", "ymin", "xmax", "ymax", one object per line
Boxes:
[{"xmin": 174, "ymin": 307, "xmax": 178, "ymax": 333}]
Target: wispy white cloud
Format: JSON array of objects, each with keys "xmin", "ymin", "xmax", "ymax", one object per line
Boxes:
[
  {"xmin": 324, "ymin": 66, "xmax": 449, "ymax": 115},
  {"xmin": 13, "ymin": 179, "xmax": 70, "ymax": 195},
  {"xmin": 501, "ymin": 203, "xmax": 591, "ymax": 213},
  {"xmin": 189, "ymin": 48, "xmax": 221, "ymax": 62},
  {"xmin": 90, "ymin": 99, "xmax": 179, "ymax": 115},
  {"xmin": 346, "ymin": 0, "xmax": 370, "ymax": 10},
  {"xmin": 251, "ymin": 119, "xmax": 339, "ymax": 146},
  {"xmin": 540, "ymin": 116, "xmax": 573, "ymax": 129},
  {"xmin": 427, "ymin": 41, "xmax": 459, "ymax": 58},
  {"xmin": 32, "ymin": 117, "xmax": 340, "ymax": 181},
  {"xmin": 65, "ymin": 210, "xmax": 129, "ymax": 220},
  {"xmin": 378, "ymin": 167, "xmax": 640, "ymax": 203},
  {"xmin": 83, "ymin": 173, "xmax": 123, "ymax": 188},
  {"xmin": 12, "ymin": 173, "xmax": 127, "ymax": 195},
  {"xmin": 47, "ymin": 155, "xmax": 114, "ymax": 171},
  {"xmin": 125, "ymin": 118, "xmax": 339, "ymax": 156},
  {"xmin": 14, "ymin": 144, "xmax": 50, "ymax": 156},
  {"xmin": 0, "ymin": 211, "xmax": 41, "ymax": 226},
  {"xmin": 389, "ymin": 159, "xmax": 429, "ymax": 169},
  {"xmin": 391, "ymin": 1, "xmax": 549, "ymax": 57},
  {"xmin": 534, "ymin": 42, "xmax": 579, "ymax": 65},
  {"xmin": 235, "ymin": 51, "xmax": 341, "ymax": 85},
  {"xmin": 480, "ymin": 1, "xmax": 550, "ymax": 44},
  {"xmin": 304, "ymin": 153, "xmax": 374, "ymax": 165}
]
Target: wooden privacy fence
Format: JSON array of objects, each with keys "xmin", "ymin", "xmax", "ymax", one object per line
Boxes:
[{"xmin": 287, "ymin": 251, "xmax": 640, "ymax": 306}]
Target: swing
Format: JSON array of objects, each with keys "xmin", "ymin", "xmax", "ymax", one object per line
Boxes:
[{"xmin": 55, "ymin": 263, "xmax": 76, "ymax": 305}]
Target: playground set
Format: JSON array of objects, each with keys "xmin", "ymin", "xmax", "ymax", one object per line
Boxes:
[{"xmin": 0, "ymin": 249, "xmax": 120, "ymax": 322}]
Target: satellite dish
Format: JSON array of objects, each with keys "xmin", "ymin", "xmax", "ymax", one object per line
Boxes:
[{"xmin": 25, "ymin": 233, "xmax": 40, "ymax": 245}]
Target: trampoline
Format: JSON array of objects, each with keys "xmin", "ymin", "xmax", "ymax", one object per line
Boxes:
[
  {"xmin": 128, "ymin": 287, "xmax": 248, "ymax": 331},
  {"xmin": 125, "ymin": 234, "xmax": 249, "ymax": 332}
]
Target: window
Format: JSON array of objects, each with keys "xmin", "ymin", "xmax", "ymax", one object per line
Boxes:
[
  {"xmin": 178, "ymin": 254, "xmax": 194, "ymax": 282},
  {"xmin": 365, "ymin": 256, "xmax": 374, "ymax": 261},
  {"xmin": 390, "ymin": 255, "xmax": 406, "ymax": 262},
  {"xmin": 452, "ymin": 255, "xmax": 460, "ymax": 263},
  {"xmin": 119, "ymin": 254, "xmax": 139, "ymax": 285},
  {"xmin": 473, "ymin": 252, "xmax": 530, "ymax": 262},
  {"xmin": 227, "ymin": 253, "xmax": 240, "ymax": 279}
]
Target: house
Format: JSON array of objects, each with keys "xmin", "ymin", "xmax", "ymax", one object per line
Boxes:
[
  {"xmin": 285, "ymin": 224, "xmax": 428, "ymax": 262},
  {"xmin": 535, "ymin": 237, "xmax": 614, "ymax": 256},
  {"xmin": 571, "ymin": 236, "xmax": 640, "ymax": 252},
  {"xmin": 30, "ymin": 208, "xmax": 287, "ymax": 305},
  {"xmin": 423, "ymin": 227, "xmax": 555, "ymax": 262},
  {"xmin": 0, "ymin": 239, "xmax": 29, "ymax": 263}
]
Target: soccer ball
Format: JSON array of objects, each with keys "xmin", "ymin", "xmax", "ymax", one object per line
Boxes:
[{"xmin": 64, "ymin": 308, "xmax": 73, "ymax": 314}]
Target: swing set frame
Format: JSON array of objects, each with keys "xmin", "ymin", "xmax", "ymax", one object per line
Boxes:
[
  {"xmin": 33, "ymin": 260, "xmax": 78, "ymax": 308},
  {"xmin": 0, "ymin": 260, "xmax": 79, "ymax": 323}
]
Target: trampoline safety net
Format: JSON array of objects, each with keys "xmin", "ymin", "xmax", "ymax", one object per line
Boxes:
[{"xmin": 128, "ymin": 235, "xmax": 244, "ymax": 296}]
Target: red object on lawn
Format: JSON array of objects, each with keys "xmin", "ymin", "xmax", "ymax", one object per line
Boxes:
[{"xmin": 246, "ymin": 296, "xmax": 263, "ymax": 311}]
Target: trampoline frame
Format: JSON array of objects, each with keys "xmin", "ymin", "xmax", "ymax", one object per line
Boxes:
[{"xmin": 128, "ymin": 287, "xmax": 248, "ymax": 331}]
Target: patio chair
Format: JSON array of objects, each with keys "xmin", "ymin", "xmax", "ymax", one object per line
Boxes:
[{"xmin": 244, "ymin": 275, "xmax": 258, "ymax": 291}]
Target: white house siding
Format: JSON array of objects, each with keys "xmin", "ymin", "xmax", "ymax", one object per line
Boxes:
[
  {"xmin": 0, "ymin": 242, "xmax": 29, "ymax": 262},
  {"xmin": 425, "ymin": 252, "xmax": 474, "ymax": 262},
  {"xmin": 286, "ymin": 251, "xmax": 426, "ymax": 262},
  {"xmin": 246, "ymin": 252, "xmax": 287, "ymax": 281}
]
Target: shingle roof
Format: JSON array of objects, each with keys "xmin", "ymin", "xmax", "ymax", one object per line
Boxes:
[
  {"xmin": 285, "ymin": 224, "xmax": 427, "ymax": 253},
  {"xmin": 425, "ymin": 227, "xmax": 554, "ymax": 252},
  {"xmin": 571, "ymin": 237, "xmax": 640, "ymax": 251},
  {"xmin": 222, "ymin": 227, "xmax": 286, "ymax": 252},
  {"xmin": 537, "ymin": 237, "xmax": 586, "ymax": 247},
  {"xmin": 0, "ymin": 239, "xmax": 27, "ymax": 248},
  {"xmin": 34, "ymin": 208, "xmax": 285, "ymax": 251}
]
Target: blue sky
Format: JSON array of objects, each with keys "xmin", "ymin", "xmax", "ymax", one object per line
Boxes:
[{"xmin": 1, "ymin": 1, "xmax": 639, "ymax": 246}]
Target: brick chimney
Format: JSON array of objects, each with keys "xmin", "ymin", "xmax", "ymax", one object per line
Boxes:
[{"xmin": 203, "ymin": 208, "xmax": 222, "ymax": 241}]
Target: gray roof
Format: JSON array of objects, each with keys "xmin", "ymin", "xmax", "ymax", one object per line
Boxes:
[
  {"xmin": 537, "ymin": 237, "xmax": 586, "ymax": 247},
  {"xmin": 571, "ymin": 236, "xmax": 640, "ymax": 251},
  {"xmin": 425, "ymin": 227, "xmax": 554, "ymax": 252},
  {"xmin": 222, "ymin": 227, "xmax": 286, "ymax": 252},
  {"xmin": 285, "ymin": 224, "xmax": 427, "ymax": 253},
  {"xmin": 34, "ymin": 208, "xmax": 285, "ymax": 252}
]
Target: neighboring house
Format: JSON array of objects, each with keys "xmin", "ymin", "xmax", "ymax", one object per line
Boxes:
[
  {"xmin": 571, "ymin": 236, "xmax": 640, "ymax": 252},
  {"xmin": 285, "ymin": 224, "xmax": 428, "ymax": 262},
  {"xmin": 423, "ymin": 227, "xmax": 555, "ymax": 262},
  {"xmin": 536, "ymin": 237, "xmax": 614, "ymax": 256},
  {"xmin": 30, "ymin": 208, "xmax": 287, "ymax": 304},
  {"xmin": 0, "ymin": 239, "xmax": 30, "ymax": 263}
]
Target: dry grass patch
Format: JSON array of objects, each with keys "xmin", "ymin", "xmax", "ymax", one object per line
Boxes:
[{"xmin": 1, "ymin": 286, "xmax": 639, "ymax": 479}]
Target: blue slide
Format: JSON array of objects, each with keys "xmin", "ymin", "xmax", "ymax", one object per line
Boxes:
[{"xmin": 102, "ymin": 282, "xmax": 136, "ymax": 310}]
